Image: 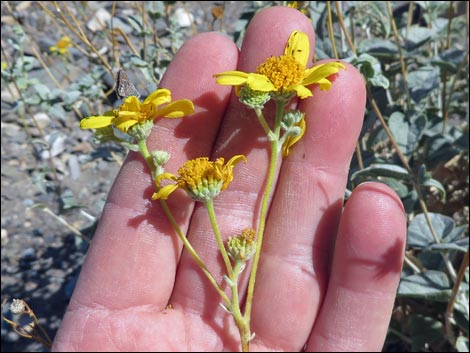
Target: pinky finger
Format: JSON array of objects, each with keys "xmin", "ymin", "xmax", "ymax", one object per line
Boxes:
[{"xmin": 306, "ymin": 182, "xmax": 407, "ymax": 352}]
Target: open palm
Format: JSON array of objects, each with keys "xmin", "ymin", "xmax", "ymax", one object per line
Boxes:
[{"xmin": 53, "ymin": 7, "xmax": 406, "ymax": 352}]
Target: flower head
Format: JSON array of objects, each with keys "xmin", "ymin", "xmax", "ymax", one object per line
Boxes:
[
  {"xmin": 227, "ymin": 228, "xmax": 257, "ymax": 263},
  {"xmin": 214, "ymin": 30, "xmax": 346, "ymax": 99},
  {"xmin": 79, "ymin": 88, "xmax": 194, "ymax": 133},
  {"xmin": 152, "ymin": 155, "xmax": 247, "ymax": 202},
  {"xmin": 50, "ymin": 36, "xmax": 72, "ymax": 55}
]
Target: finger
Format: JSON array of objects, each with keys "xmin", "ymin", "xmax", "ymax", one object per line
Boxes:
[
  {"xmin": 249, "ymin": 62, "xmax": 366, "ymax": 351},
  {"xmin": 306, "ymin": 182, "xmax": 406, "ymax": 351},
  {"xmin": 54, "ymin": 33, "xmax": 238, "ymax": 346},
  {"xmin": 169, "ymin": 6, "xmax": 315, "ymax": 317}
]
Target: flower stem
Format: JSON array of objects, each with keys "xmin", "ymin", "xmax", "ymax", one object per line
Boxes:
[
  {"xmin": 254, "ymin": 107, "xmax": 273, "ymax": 137},
  {"xmin": 137, "ymin": 138, "xmax": 156, "ymax": 175},
  {"xmin": 206, "ymin": 201, "xmax": 253, "ymax": 351},
  {"xmin": 160, "ymin": 199, "xmax": 230, "ymax": 306},
  {"xmin": 244, "ymin": 100, "xmax": 285, "ymax": 346},
  {"xmin": 138, "ymin": 139, "xmax": 230, "ymax": 306},
  {"xmin": 231, "ymin": 262, "xmax": 250, "ymax": 352},
  {"xmin": 205, "ymin": 199, "xmax": 234, "ymax": 280}
]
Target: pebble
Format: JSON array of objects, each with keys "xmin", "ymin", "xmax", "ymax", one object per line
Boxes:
[{"xmin": 87, "ymin": 8, "xmax": 111, "ymax": 32}]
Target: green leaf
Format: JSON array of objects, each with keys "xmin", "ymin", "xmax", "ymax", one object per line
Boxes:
[
  {"xmin": 62, "ymin": 90, "xmax": 82, "ymax": 106},
  {"xmin": 127, "ymin": 15, "xmax": 144, "ymax": 33},
  {"xmin": 398, "ymin": 271, "xmax": 451, "ymax": 301},
  {"xmin": 147, "ymin": 10, "xmax": 162, "ymax": 21},
  {"xmin": 421, "ymin": 177, "xmax": 446, "ymax": 201},
  {"xmin": 357, "ymin": 38, "xmax": 398, "ymax": 56},
  {"xmin": 401, "ymin": 26, "xmax": 436, "ymax": 50},
  {"xmin": 130, "ymin": 55, "xmax": 148, "ymax": 68},
  {"xmin": 407, "ymin": 66, "xmax": 440, "ymax": 103},
  {"xmin": 429, "ymin": 237, "xmax": 469, "ymax": 253},
  {"xmin": 431, "ymin": 48, "xmax": 467, "ymax": 73},
  {"xmin": 388, "ymin": 111, "xmax": 425, "ymax": 156},
  {"xmin": 345, "ymin": 53, "xmax": 390, "ymax": 89},
  {"xmin": 351, "ymin": 164, "xmax": 410, "ymax": 183},
  {"xmin": 407, "ymin": 212, "xmax": 457, "ymax": 248},
  {"xmin": 48, "ymin": 104, "xmax": 66, "ymax": 119},
  {"xmin": 443, "ymin": 225, "xmax": 468, "ymax": 243},
  {"xmin": 380, "ymin": 177, "xmax": 410, "ymax": 198},
  {"xmin": 33, "ymin": 83, "xmax": 51, "ymax": 101},
  {"xmin": 369, "ymin": 74, "xmax": 390, "ymax": 89}
]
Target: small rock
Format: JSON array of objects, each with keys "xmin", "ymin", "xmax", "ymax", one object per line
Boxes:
[
  {"xmin": 20, "ymin": 248, "xmax": 36, "ymax": 261},
  {"xmin": 1, "ymin": 122, "xmax": 20, "ymax": 137},
  {"xmin": 67, "ymin": 154, "xmax": 81, "ymax": 180},
  {"xmin": 33, "ymin": 112, "xmax": 51, "ymax": 130},
  {"xmin": 175, "ymin": 7, "xmax": 194, "ymax": 27},
  {"xmin": 87, "ymin": 8, "xmax": 111, "ymax": 32},
  {"xmin": 1, "ymin": 228, "xmax": 8, "ymax": 246},
  {"xmin": 40, "ymin": 132, "xmax": 66, "ymax": 160}
]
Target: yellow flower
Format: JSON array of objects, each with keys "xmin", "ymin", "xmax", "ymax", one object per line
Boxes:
[
  {"xmin": 79, "ymin": 89, "xmax": 194, "ymax": 133},
  {"xmin": 214, "ymin": 30, "xmax": 346, "ymax": 99},
  {"xmin": 287, "ymin": 1, "xmax": 309, "ymax": 15},
  {"xmin": 152, "ymin": 155, "xmax": 247, "ymax": 202},
  {"xmin": 49, "ymin": 36, "xmax": 72, "ymax": 55}
]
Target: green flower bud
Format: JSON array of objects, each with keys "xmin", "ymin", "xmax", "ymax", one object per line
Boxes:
[
  {"xmin": 227, "ymin": 228, "xmax": 257, "ymax": 263},
  {"xmin": 127, "ymin": 119, "xmax": 154, "ymax": 141},
  {"xmin": 239, "ymin": 86, "xmax": 271, "ymax": 109}
]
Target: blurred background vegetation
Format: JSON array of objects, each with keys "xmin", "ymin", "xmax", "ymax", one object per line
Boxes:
[{"xmin": 1, "ymin": 1, "xmax": 468, "ymax": 352}]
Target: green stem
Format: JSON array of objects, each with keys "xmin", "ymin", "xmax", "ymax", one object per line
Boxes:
[
  {"xmin": 244, "ymin": 100, "xmax": 285, "ymax": 337},
  {"xmin": 206, "ymin": 200, "xmax": 252, "ymax": 351},
  {"xmin": 138, "ymin": 139, "xmax": 230, "ymax": 306},
  {"xmin": 205, "ymin": 199, "xmax": 234, "ymax": 280},
  {"xmin": 231, "ymin": 261, "xmax": 250, "ymax": 352},
  {"xmin": 160, "ymin": 199, "xmax": 230, "ymax": 306},
  {"xmin": 254, "ymin": 107, "xmax": 273, "ymax": 138},
  {"xmin": 137, "ymin": 138, "xmax": 156, "ymax": 175}
]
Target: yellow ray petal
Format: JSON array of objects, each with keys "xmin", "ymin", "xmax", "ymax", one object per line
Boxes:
[
  {"xmin": 156, "ymin": 172, "xmax": 178, "ymax": 186},
  {"xmin": 302, "ymin": 62, "xmax": 346, "ymax": 86},
  {"xmin": 79, "ymin": 112, "xmax": 114, "ymax": 129},
  {"xmin": 152, "ymin": 99, "xmax": 195, "ymax": 119},
  {"xmin": 282, "ymin": 118, "xmax": 306, "ymax": 157},
  {"xmin": 152, "ymin": 184, "xmax": 179, "ymax": 200},
  {"xmin": 316, "ymin": 78, "xmax": 333, "ymax": 91},
  {"xmin": 284, "ymin": 30, "xmax": 310, "ymax": 67},
  {"xmin": 122, "ymin": 95, "xmax": 141, "ymax": 111},
  {"xmin": 246, "ymin": 73, "xmax": 277, "ymax": 91},
  {"xmin": 291, "ymin": 84, "xmax": 313, "ymax": 99},
  {"xmin": 145, "ymin": 88, "xmax": 172, "ymax": 106},
  {"xmin": 113, "ymin": 118, "xmax": 137, "ymax": 132},
  {"xmin": 226, "ymin": 154, "xmax": 247, "ymax": 168},
  {"xmin": 213, "ymin": 71, "xmax": 250, "ymax": 86},
  {"xmin": 222, "ymin": 154, "xmax": 247, "ymax": 189}
]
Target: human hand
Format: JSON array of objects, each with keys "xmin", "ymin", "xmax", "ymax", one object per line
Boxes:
[{"xmin": 53, "ymin": 6, "xmax": 406, "ymax": 352}]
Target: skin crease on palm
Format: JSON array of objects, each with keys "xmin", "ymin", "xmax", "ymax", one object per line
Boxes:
[{"xmin": 52, "ymin": 6, "xmax": 407, "ymax": 352}]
